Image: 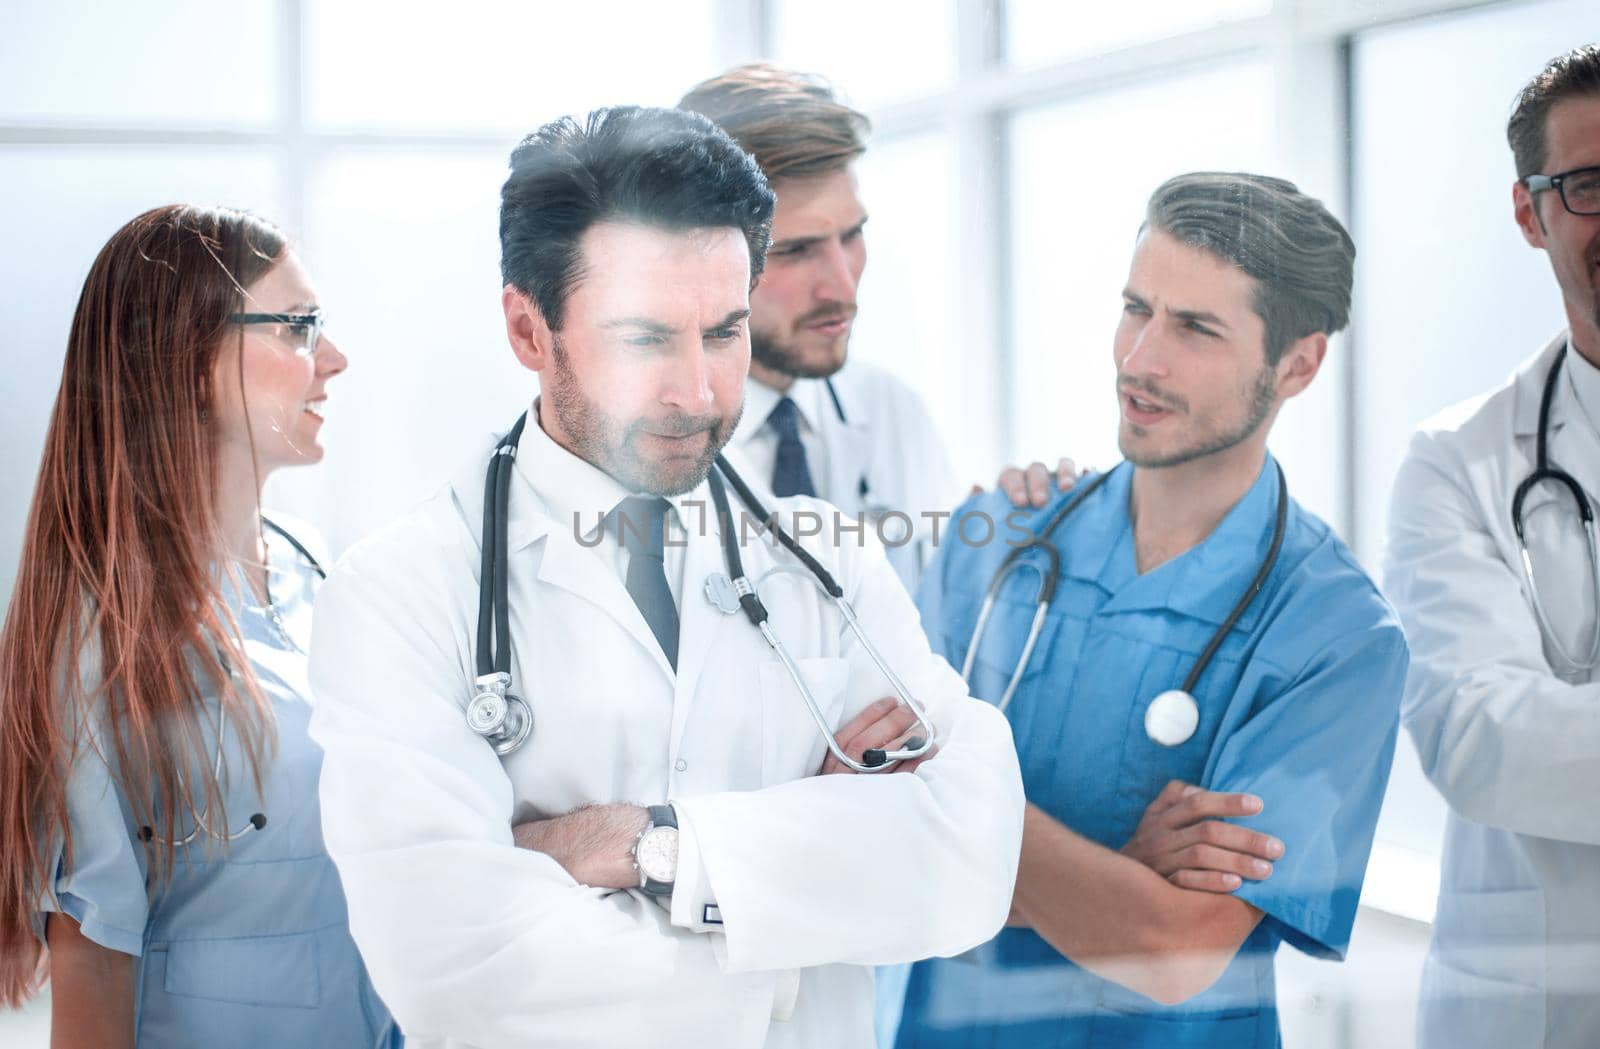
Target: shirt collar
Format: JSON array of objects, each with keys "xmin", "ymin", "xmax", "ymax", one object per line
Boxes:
[
  {"xmin": 731, "ymin": 375, "xmax": 826, "ymax": 448},
  {"xmin": 515, "ymin": 400, "xmax": 635, "ymax": 546},
  {"xmin": 1040, "ymin": 462, "xmax": 1134, "ymax": 588},
  {"xmin": 214, "ymin": 523, "xmax": 316, "ymax": 617},
  {"xmin": 1072, "ymin": 457, "xmax": 1287, "ymax": 629},
  {"xmin": 514, "ymin": 400, "xmax": 721, "ymax": 548},
  {"xmin": 1162, "ymin": 456, "xmax": 1285, "ymax": 629}
]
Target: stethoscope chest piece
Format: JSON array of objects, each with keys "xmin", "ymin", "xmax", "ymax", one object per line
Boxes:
[
  {"xmin": 469, "ymin": 673, "xmax": 533, "ymax": 756},
  {"xmin": 1144, "ymin": 689, "xmax": 1200, "ymax": 747},
  {"xmin": 704, "ymin": 572, "xmax": 742, "ymax": 615}
]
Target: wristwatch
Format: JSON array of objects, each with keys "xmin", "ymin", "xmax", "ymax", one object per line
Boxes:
[{"xmin": 632, "ymin": 804, "xmax": 679, "ymax": 896}]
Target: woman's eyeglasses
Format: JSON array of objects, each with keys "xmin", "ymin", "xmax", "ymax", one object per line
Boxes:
[{"xmin": 227, "ymin": 310, "xmax": 326, "ymax": 356}]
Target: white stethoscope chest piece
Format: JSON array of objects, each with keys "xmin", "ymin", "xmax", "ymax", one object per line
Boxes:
[{"xmin": 1144, "ymin": 689, "xmax": 1200, "ymax": 747}]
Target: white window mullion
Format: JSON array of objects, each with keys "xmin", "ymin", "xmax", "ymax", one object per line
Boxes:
[{"xmin": 953, "ymin": 0, "xmax": 1008, "ymax": 473}]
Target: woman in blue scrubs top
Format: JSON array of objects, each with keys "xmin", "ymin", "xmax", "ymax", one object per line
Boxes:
[
  {"xmin": 0, "ymin": 206, "xmax": 397, "ymax": 1047},
  {"xmin": 893, "ymin": 457, "xmax": 1407, "ymax": 1049}
]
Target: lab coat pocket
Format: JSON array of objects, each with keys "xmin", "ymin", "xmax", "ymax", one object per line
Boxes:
[
  {"xmin": 163, "ymin": 932, "xmax": 322, "ymax": 1008},
  {"xmin": 758, "ymin": 656, "xmax": 849, "ymax": 785},
  {"xmin": 1420, "ymin": 886, "xmax": 1546, "ymax": 1043}
]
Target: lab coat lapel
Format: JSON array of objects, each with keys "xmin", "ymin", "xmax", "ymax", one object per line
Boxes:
[
  {"xmin": 1510, "ymin": 333, "xmax": 1569, "ymax": 438},
  {"xmin": 816, "ymin": 380, "xmax": 873, "ymax": 513},
  {"xmin": 667, "ymin": 506, "xmax": 740, "ymax": 759},
  {"xmin": 1512, "ymin": 333, "xmax": 1600, "ymax": 503},
  {"xmin": 1552, "ymin": 367, "xmax": 1600, "ymax": 505},
  {"xmin": 505, "ymin": 474, "xmax": 677, "ymax": 682}
]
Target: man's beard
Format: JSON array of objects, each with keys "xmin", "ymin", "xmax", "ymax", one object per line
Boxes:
[
  {"xmin": 1120, "ymin": 365, "xmax": 1278, "ymax": 469},
  {"xmin": 545, "ymin": 341, "xmax": 741, "ymax": 496},
  {"xmin": 749, "ymin": 328, "xmax": 842, "ymax": 380},
  {"xmin": 749, "ymin": 303, "xmax": 856, "ymax": 380}
]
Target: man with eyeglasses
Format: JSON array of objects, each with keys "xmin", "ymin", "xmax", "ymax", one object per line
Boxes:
[{"xmin": 1385, "ymin": 43, "xmax": 1600, "ymax": 1048}]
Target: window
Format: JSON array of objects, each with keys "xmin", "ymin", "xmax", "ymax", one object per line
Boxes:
[
  {"xmin": 275, "ymin": 148, "xmax": 529, "ymax": 549},
  {"xmin": 1007, "ymin": 60, "xmax": 1273, "ymax": 474},
  {"xmin": 306, "ymin": 0, "xmax": 720, "ymax": 132},
  {"xmin": 0, "ymin": 0, "xmax": 280, "ymax": 127},
  {"xmin": 0, "ymin": 0, "xmax": 746, "ymax": 598},
  {"xmin": 1006, "ymin": 0, "xmax": 1270, "ymax": 68},
  {"xmin": 0, "ymin": 146, "xmax": 287, "ymax": 598},
  {"xmin": 850, "ymin": 131, "xmax": 970, "ymax": 476},
  {"xmin": 771, "ymin": 0, "xmax": 957, "ymax": 108}
]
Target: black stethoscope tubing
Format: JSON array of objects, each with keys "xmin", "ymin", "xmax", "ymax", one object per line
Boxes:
[
  {"xmin": 703, "ymin": 452, "xmax": 936, "ymax": 769},
  {"xmin": 971, "ymin": 461, "xmax": 1288, "ymax": 709},
  {"xmin": 472, "ymin": 411, "xmax": 935, "ymax": 767},
  {"xmin": 137, "ymin": 517, "xmax": 323, "ymax": 845},
  {"xmin": 262, "ymin": 517, "xmax": 327, "ymax": 581},
  {"xmin": 471, "ymin": 412, "xmax": 856, "ymax": 720},
  {"xmin": 1510, "ymin": 345, "xmax": 1600, "ymax": 675},
  {"xmin": 478, "ymin": 413, "xmax": 528, "ymax": 680},
  {"xmin": 1512, "ymin": 345, "xmax": 1594, "ymax": 540}
]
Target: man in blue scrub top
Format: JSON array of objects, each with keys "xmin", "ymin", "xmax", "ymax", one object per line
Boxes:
[{"xmin": 892, "ymin": 172, "xmax": 1409, "ymax": 1049}]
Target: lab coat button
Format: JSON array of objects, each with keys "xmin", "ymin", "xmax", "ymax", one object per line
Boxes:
[{"xmin": 675, "ymin": 759, "xmax": 688, "ymax": 772}]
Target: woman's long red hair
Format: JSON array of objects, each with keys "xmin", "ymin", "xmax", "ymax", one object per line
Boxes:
[{"xmin": 0, "ymin": 204, "xmax": 287, "ymax": 1005}]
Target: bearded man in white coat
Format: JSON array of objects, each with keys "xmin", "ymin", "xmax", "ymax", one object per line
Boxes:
[
  {"xmin": 306, "ymin": 106, "xmax": 1023, "ymax": 1049},
  {"xmin": 679, "ymin": 66, "xmax": 965, "ymax": 592},
  {"xmin": 1386, "ymin": 44, "xmax": 1600, "ymax": 1049}
]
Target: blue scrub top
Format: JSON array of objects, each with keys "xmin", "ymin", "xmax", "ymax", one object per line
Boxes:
[
  {"xmin": 892, "ymin": 458, "xmax": 1407, "ymax": 1049},
  {"xmin": 37, "ymin": 521, "xmax": 398, "ymax": 1049}
]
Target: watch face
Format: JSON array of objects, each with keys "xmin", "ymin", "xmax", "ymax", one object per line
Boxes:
[{"xmin": 637, "ymin": 826, "xmax": 679, "ymax": 883}]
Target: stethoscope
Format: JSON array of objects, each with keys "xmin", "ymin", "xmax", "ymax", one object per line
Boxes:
[
  {"xmin": 961, "ymin": 463, "xmax": 1287, "ymax": 747},
  {"xmin": 1512, "ymin": 344, "xmax": 1600, "ymax": 675},
  {"xmin": 138, "ymin": 518, "xmax": 325, "ymax": 846},
  {"xmin": 467, "ymin": 412, "xmax": 937, "ymax": 772}
]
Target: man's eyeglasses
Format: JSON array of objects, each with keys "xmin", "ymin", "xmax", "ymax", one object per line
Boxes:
[
  {"xmin": 227, "ymin": 310, "xmax": 326, "ymax": 356},
  {"xmin": 1522, "ymin": 165, "xmax": 1600, "ymax": 216}
]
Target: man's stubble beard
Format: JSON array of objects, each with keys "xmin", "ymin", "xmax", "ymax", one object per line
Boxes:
[
  {"xmin": 749, "ymin": 325, "xmax": 847, "ymax": 381},
  {"xmin": 545, "ymin": 339, "xmax": 741, "ymax": 496},
  {"xmin": 1120, "ymin": 364, "xmax": 1278, "ymax": 469}
]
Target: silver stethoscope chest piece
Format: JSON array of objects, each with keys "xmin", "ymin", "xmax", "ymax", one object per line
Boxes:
[
  {"xmin": 704, "ymin": 571, "xmax": 742, "ymax": 615},
  {"xmin": 469, "ymin": 672, "xmax": 533, "ymax": 756},
  {"xmin": 1144, "ymin": 689, "xmax": 1200, "ymax": 747},
  {"xmin": 466, "ymin": 686, "xmax": 508, "ymax": 734}
]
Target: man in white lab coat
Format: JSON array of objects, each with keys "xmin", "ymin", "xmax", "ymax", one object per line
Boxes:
[
  {"xmin": 306, "ymin": 107, "xmax": 1023, "ymax": 1049},
  {"xmin": 1385, "ymin": 44, "xmax": 1600, "ymax": 1048},
  {"xmin": 679, "ymin": 66, "xmax": 965, "ymax": 592}
]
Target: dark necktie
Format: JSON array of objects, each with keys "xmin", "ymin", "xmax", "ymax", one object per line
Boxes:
[
  {"xmin": 615, "ymin": 495, "xmax": 679, "ymax": 671},
  {"xmin": 768, "ymin": 396, "xmax": 817, "ymax": 498}
]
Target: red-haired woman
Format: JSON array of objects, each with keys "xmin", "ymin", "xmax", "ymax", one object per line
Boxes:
[{"xmin": 0, "ymin": 206, "xmax": 397, "ymax": 1047}]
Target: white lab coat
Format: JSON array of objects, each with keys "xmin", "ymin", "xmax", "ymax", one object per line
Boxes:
[
  {"xmin": 306, "ymin": 430, "xmax": 1024, "ymax": 1049},
  {"xmin": 1385, "ymin": 333, "xmax": 1600, "ymax": 1048},
  {"xmin": 725, "ymin": 362, "xmax": 965, "ymax": 592}
]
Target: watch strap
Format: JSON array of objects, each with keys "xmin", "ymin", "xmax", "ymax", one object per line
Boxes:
[{"xmin": 638, "ymin": 804, "xmax": 678, "ymax": 896}]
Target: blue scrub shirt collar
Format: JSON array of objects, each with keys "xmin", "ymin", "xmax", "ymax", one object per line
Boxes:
[{"xmin": 1092, "ymin": 455, "xmax": 1288, "ymax": 630}]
